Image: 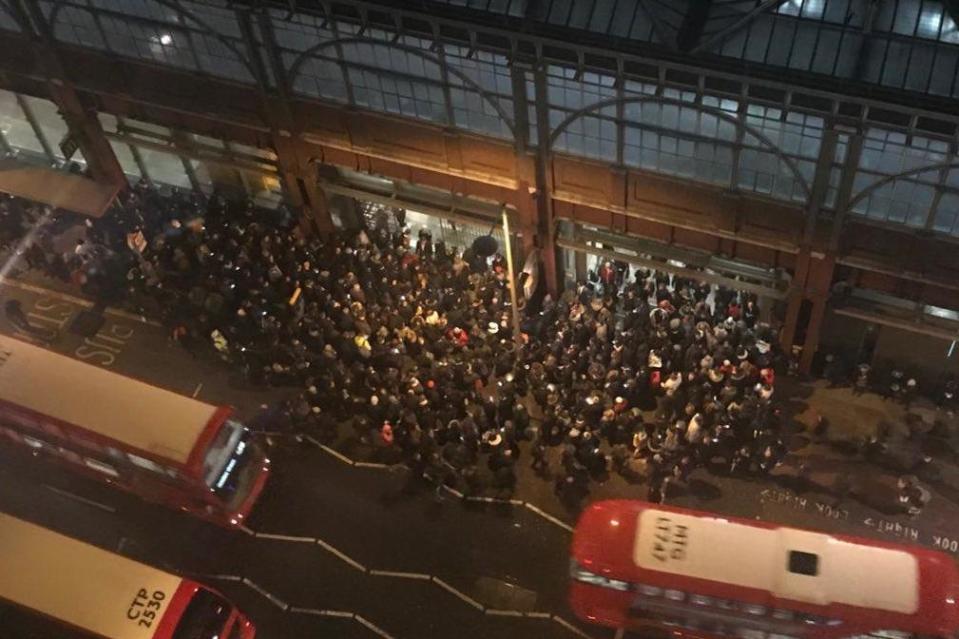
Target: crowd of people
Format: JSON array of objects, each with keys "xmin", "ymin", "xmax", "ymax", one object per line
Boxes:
[{"xmin": 3, "ymin": 185, "xmax": 794, "ymax": 505}]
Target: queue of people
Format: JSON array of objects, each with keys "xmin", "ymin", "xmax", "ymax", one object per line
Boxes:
[{"xmin": 2, "ymin": 185, "xmax": 790, "ymax": 506}]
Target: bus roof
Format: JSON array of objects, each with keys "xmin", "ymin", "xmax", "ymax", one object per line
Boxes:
[
  {"xmin": 0, "ymin": 335, "xmax": 221, "ymax": 465},
  {"xmin": 0, "ymin": 513, "xmax": 185, "ymax": 639},
  {"xmin": 632, "ymin": 507, "xmax": 919, "ymax": 614},
  {"xmin": 573, "ymin": 501, "xmax": 959, "ymax": 617}
]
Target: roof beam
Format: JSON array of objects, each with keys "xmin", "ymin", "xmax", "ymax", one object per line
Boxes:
[
  {"xmin": 636, "ymin": 0, "xmax": 680, "ymax": 50},
  {"xmin": 676, "ymin": 0, "xmax": 714, "ymax": 52},
  {"xmin": 689, "ymin": 0, "xmax": 790, "ymax": 55}
]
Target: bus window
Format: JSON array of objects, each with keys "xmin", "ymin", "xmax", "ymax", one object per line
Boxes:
[
  {"xmin": 173, "ymin": 589, "xmax": 232, "ymax": 639},
  {"xmin": 128, "ymin": 452, "xmax": 165, "ymax": 473},
  {"xmin": 21, "ymin": 435, "xmax": 46, "ymax": 449},
  {"xmin": 84, "ymin": 458, "xmax": 119, "ymax": 477}
]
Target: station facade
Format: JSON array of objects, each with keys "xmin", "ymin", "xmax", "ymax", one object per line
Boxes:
[{"xmin": 0, "ymin": 0, "xmax": 958, "ymax": 379}]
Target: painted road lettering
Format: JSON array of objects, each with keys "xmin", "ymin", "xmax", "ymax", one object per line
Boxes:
[
  {"xmin": 28, "ymin": 298, "xmax": 75, "ymax": 329},
  {"xmin": 760, "ymin": 490, "xmax": 959, "ymax": 556},
  {"xmin": 760, "ymin": 489, "xmax": 849, "ymax": 521},
  {"xmin": 7, "ymin": 297, "xmax": 135, "ymax": 367},
  {"xmin": 11, "ymin": 298, "xmax": 75, "ymax": 344},
  {"xmin": 76, "ymin": 323, "xmax": 135, "ymax": 367},
  {"xmin": 862, "ymin": 518, "xmax": 920, "ymax": 542},
  {"xmin": 933, "ymin": 536, "xmax": 959, "ymax": 553}
]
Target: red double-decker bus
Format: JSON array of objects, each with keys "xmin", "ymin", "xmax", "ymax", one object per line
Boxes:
[
  {"xmin": 570, "ymin": 500, "xmax": 959, "ymax": 639},
  {"xmin": 0, "ymin": 335, "xmax": 270, "ymax": 527},
  {"xmin": 0, "ymin": 512, "xmax": 255, "ymax": 638}
]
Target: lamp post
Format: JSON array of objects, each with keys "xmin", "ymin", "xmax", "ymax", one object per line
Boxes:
[{"xmin": 501, "ymin": 204, "xmax": 522, "ymax": 345}]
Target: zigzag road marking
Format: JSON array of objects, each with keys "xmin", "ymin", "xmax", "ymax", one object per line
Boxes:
[
  {"xmin": 309, "ymin": 438, "xmax": 578, "ymax": 533},
  {"xmin": 229, "ymin": 531, "xmax": 593, "ymax": 638}
]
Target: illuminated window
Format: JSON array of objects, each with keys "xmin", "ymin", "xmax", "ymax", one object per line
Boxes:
[
  {"xmin": 637, "ymin": 584, "xmax": 662, "ymax": 597},
  {"xmin": 84, "ymin": 458, "xmax": 119, "ymax": 477},
  {"xmin": 128, "ymin": 453, "xmax": 164, "ymax": 473},
  {"xmin": 22, "ymin": 435, "xmax": 45, "ymax": 449}
]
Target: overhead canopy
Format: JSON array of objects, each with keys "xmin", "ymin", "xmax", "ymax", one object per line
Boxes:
[
  {"xmin": 319, "ymin": 166, "xmax": 519, "ymax": 233},
  {"xmin": 0, "ymin": 159, "xmax": 118, "ymax": 218},
  {"xmin": 560, "ymin": 223, "xmax": 790, "ymax": 300},
  {"xmin": 832, "ymin": 287, "xmax": 959, "ymax": 342}
]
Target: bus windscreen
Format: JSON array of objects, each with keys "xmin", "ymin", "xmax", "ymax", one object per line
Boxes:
[
  {"xmin": 202, "ymin": 421, "xmax": 265, "ymax": 512},
  {"xmin": 172, "ymin": 589, "xmax": 231, "ymax": 639}
]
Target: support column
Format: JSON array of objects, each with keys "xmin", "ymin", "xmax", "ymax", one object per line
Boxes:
[
  {"xmin": 779, "ymin": 249, "xmax": 810, "ymax": 351},
  {"xmin": 52, "ymin": 91, "xmax": 126, "ymax": 187},
  {"xmin": 509, "ymin": 60, "xmax": 546, "ymax": 295},
  {"xmin": 829, "ymin": 133, "xmax": 865, "ymax": 251},
  {"xmin": 531, "ymin": 61, "xmax": 559, "ymax": 297},
  {"xmin": 782, "ymin": 125, "xmax": 841, "ymax": 350},
  {"xmin": 798, "ymin": 253, "xmax": 837, "ymax": 374},
  {"xmin": 15, "ymin": 1, "xmax": 126, "ymax": 190},
  {"xmin": 249, "ymin": 8, "xmax": 334, "ymax": 232},
  {"xmin": 782, "ymin": 128, "xmax": 861, "ymax": 372}
]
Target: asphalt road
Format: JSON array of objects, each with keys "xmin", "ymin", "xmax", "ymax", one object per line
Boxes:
[
  {"xmin": 0, "ymin": 279, "xmax": 600, "ymax": 639},
  {"xmin": 2, "ymin": 276, "xmax": 959, "ymax": 639}
]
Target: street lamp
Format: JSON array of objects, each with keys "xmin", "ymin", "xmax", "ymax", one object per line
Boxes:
[{"xmin": 500, "ymin": 204, "xmax": 522, "ymax": 345}]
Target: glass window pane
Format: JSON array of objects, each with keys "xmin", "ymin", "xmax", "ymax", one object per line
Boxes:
[
  {"xmin": 0, "ymin": 89, "xmax": 48, "ymax": 160},
  {"xmin": 109, "ymin": 139, "xmax": 142, "ymax": 182},
  {"xmin": 134, "ymin": 145, "xmax": 191, "ymax": 188},
  {"xmin": 25, "ymin": 95, "xmax": 85, "ymax": 165}
]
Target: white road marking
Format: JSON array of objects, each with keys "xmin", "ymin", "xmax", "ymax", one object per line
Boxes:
[
  {"xmin": 242, "ymin": 577, "xmax": 289, "ymax": 610},
  {"xmin": 44, "ymin": 485, "xmax": 116, "ymax": 513},
  {"xmin": 288, "ymin": 607, "xmax": 353, "ymax": 617},
  {"xmin": 192, "ymin": 382, "xmax": 203, "ymax": 398},
  {"xmin": 310, "ymin": 437, "xmax": 580, "ymax": 534},
  {"xmin": 354, "ymin": 614, "xmax": 398, "ymax": 639},
  {"xmin": 255, "ymin": 532, "xmax": 316, "ymax": 543},
  {"xmin": 206, "ymin": 574, "xmax": 243, "ymax": 582},
  {"xmin": 315, "ymin": 537, "xmax": 368, "ymax": 572},
  {"xmin": 353, "ymin": 461, "xmax": 390, "ymax": 469},
  {"xmin": 0, "ymin": 275, "xmax": 161, "ymax": 327},
  {"xmin": 212, "ymin": 562, "xmax": 586, "ymax": 638},
  {"xmin": 441, "ymin": 485, "xmax": 465, "ymax": 498},
  {"xmin": 552, "ymin": 614, "xmax": 594, "ymax": 639},
  {"xmin": 431, "ymin": 576, "xmax": 485, "ymax": 611},
  {"xmin": 523, "ymin": 503, "xmax": 575, "ymax": 533},
  {"xmin": 368, "ymin": 569, "xmax": 431, "ymax": 580}
]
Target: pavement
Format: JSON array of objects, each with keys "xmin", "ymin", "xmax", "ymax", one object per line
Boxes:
[{"xmin": 2, "ymin": 263, "xmax": 959, "ymax": 639}]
